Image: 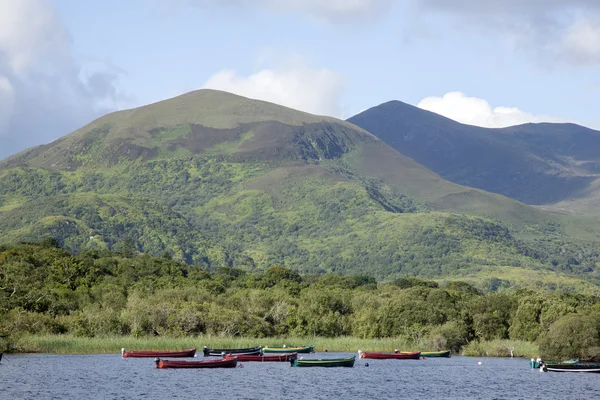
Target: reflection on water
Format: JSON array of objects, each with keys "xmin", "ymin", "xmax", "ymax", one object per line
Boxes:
[{"xmin": 1, "ymin": 353, "xmax": 597, "ymax": 399}]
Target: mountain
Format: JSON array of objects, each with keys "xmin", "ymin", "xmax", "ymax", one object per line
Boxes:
[
  {"xmin": 1, "ymin": 90, "xmax": 599, "ymax": 290},
  {"xmin": 347, "ymin": 101, "xmax": 600, "ymax": 210}
]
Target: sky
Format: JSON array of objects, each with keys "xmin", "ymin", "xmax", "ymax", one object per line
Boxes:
[{"xmin": 1, "ymin": 0, "xmax": 599, "ymax": 159}]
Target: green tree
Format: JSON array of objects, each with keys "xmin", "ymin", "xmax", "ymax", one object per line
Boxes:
[{"xmin": 540, "ymin": 311, "xmax": 600, "ymax": 361}]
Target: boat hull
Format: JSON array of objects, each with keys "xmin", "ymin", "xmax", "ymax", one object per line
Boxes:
[
  {"xmin": 155, "ymin": 357, "xmax": 238, "ymax": 369},
  {"xmin": 225, "ymin": 353, "xmax": 297, "ymax": 362},
  {"xmin": 360, "ymin": 351, "xmax": 420, "ymax": 360},
  {"xmin": 292, "ymin": 356, "xmax": 355, "ymax": 368},
  {"xmin": 262, "ymin": 346, "xmax": 313, "ymax": 354},
  {"xmin": 122, "ymin": 348, "xmax": 196, "ymax": 358},
  {"xmin": 542, "ymin": 363, "xmax": 600, "ymax": 373},
  {"xmin": 421, "ymin": 351, "xmax": 450, "ymax": 358},
  {"xmin": 203, "ymin": 346, "xmax": 262, "ymax": 357}
]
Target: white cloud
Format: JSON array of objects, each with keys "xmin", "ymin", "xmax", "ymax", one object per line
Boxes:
[
  {"xmin": 415, "ymin": 0, "xmax": 600, "ymax": 66},
  {"xmin": 0, "ymin": 0, "xmax": 70, "ymax": 74},
  {"xmin": 0, "ymin": 0, "xmax": 123, "ymax": 160},
  {"xmin": 560, "ymin": 15, "xmax": 600, "ymax": 65},
  {"xmin": 417, "ymin": 92, "xmax": 566, "ymax": 128},
  {"xmin": 263, "ymin": 0, "xmax": 392, "ymax": 23},
  {"xmin": 202, "ymin": 65, "xmax": 344, "ymax": 116},
  {"xmin": 0, "ymin": 76, "xmax": 15, "ymax": 135},
  {"xmin": 187, "ymin": 0, "xmax": 391, "ymax": 24}
]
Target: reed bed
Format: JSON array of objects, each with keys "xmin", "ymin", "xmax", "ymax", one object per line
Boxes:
[
  {"xmin": 13, "ymin": 335, "xmax": 539, "ymax": 357},
  {"xmin": 15, "ymin": 335, "xmax": 431, "ymax": 355},
  {"xmin": 461, "ymin": 340, "xmax": 539, "ymax": 358}
]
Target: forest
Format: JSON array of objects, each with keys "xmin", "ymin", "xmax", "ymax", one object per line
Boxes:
[
  {"xmin": 1, "ymin": 240, "xmax": 600, "ymax": 361},
  {"xmin": 2, "ymin": 155, "xmax": 600, "ymax": 290}
]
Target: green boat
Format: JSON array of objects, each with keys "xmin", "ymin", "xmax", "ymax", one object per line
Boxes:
[
  {"xmin": 530, "ymin": 358, "xmax": 578, "ymax": 369},
  {"xmin": 292, "ymin": 355, "xmax": 355, "ymax": 367},
  {"xmin": 262, "ymin": 345, "xmax": 314, "ymax": 354},
  {"xmin": 420, "ymin": 350, "xmax": 451, "ymax": 358}
]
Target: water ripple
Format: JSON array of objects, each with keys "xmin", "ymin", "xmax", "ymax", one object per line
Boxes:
[{"xmin": 1, "ymin": 353, "xmax": 597, "ymax": 399}]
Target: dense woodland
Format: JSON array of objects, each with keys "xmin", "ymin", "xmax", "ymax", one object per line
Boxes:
[
  {"xmin": 2, "ymin": 155, "xmax": 600, "ymax": 291},
  {"xmin": 2, "ymin": 241, "xmax": 600, "ymax": 360}
]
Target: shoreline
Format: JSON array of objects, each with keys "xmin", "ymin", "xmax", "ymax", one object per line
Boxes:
[{"xmin": 3, "ymin": 335, "xmax": 539, "ymax": 357}]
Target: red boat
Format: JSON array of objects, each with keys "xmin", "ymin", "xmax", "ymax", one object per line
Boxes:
[
  {"xmin": 155, "ymin": 357, "xmax": 238, "ymax": 369},
  {"xmin": 121, "ymin": 347, "xmax": 196, "ymax": 358},
  {"xmin": 358, "ymin": 350, "xmax": 421, "ymax": 360},
  {"xmin": 225, "ymin": 353, "xmax": 297, "ymax": 362}
]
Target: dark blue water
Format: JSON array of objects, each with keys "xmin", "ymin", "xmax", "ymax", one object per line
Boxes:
[{"xmin": 1, "ymin": 352, "xmax": 598, "ymax": 399}]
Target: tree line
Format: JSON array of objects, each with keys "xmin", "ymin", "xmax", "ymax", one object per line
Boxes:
[{"xmin": 1, "ymin": 240, "xmax": 599, "ymax": 360}]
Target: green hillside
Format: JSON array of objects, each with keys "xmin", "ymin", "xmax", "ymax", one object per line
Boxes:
[
  {"xmin": 547, "ymin": 180, "xmax": 600, "ymax": 216},
  {"xmin": 1, "ymin": 90, "xmax": 599, "ymax": 288}
]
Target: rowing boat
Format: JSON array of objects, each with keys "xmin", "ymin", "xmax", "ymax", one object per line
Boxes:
[
  {"xmin": 540, "ymin": 361, "xmax": 600, "ymax": 373},
  {"xmin": 202, "ymin": 346, "xmax": 262, "ymax": 357},
  {"xmin": 225, "ymin": 353, "xmax": 297, "ymax": 362},
  {"xmin": 121, "ymin": 347, "xmax": 196, "ymax": 358},
  {"xmin": 292, "ymin": 355, "xmax": 355, "ymax": 367},
  {"xmin": 155, "ymin": 357, "xmax": 238, "ymax": 369},
  {"xmin": 530, "ymin": 358, "xmax": 578, "ymax": 368},
  {"xmin": 358, "ymin": 350, "xmax": 420, "ymax": 360},
  {"xmin": 262, "ymin": 345, "xmax": 313, "ymax": 354}
]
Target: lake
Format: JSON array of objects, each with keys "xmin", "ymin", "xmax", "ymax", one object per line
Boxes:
[{"xmin": 1, "ymin": 352, "xmax": 598, "ymax": 399}]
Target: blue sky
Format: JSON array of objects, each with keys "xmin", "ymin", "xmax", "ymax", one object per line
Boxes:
[{"xmin": 1, "ymin": 0, "xmax": 599, "ymax": 159}]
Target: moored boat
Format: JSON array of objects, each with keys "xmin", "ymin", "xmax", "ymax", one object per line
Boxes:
[
  {"xmin": 292, "ymin": 355, "xmax": 355, "ymax": 367},
  {"xmin": 540, "ymin": 361, "xmax": 600, "ymax": 373},
  {"xmin": 202, "ymin": 346, "xmax": 262, "ymax": 357},
  {"xmin": 122, "ymin": 347, "xmax": 196, "ymax": 358},
  {"xmin": 0, "ymin": 352, "xmax": 2, "ymax": 362},
  {"xmin": 225, "ymin": 353, "xmax": 297, "ymax": 362},
  {"xmin": 358, "ymin": 350, "xmax": 420, "ymax": 360},
  {"xmin": 262, "ymin": 345, "xmax": 314, "ymax": 354},
  {"xmin": 420, "ymin": 350, "xmax": 451, "ymax": 358},
  {"xmin": 530, "ymin": 358, "xmax": 578, "ymax": 369},
  {"xmin": 155, "ymin": 357, "xmax": 238, "ymax": 369}
]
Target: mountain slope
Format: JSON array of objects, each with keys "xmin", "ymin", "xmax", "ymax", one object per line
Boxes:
[
  {"xmin": 347, "ymin": 101, "xmax": 600, "ymax": 208},
  {"xmin": 3, "ymin": 90, "xmax": 371, "ymax": 170},
  {"xmin": 1, "ymin": 90, "xmax": 599, "ymax": 289}
]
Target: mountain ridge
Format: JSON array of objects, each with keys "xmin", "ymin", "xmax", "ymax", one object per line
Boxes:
[
  {"xmin": 2, "ymin": 89, "xmax": 376, "ymax": 170},
  {"xmin": 348, "ymin": 101, "xmax": 600, "ymax": 209},
  {"xmin": 1, "ymin": 89, "xmax": 599, "ymax": 290}
]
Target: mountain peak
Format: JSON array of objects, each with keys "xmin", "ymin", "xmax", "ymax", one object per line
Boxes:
[
  {"xmin": 2, "ymin": 89, "xmax": 373, "ymax": 170},
  {"xmin": 352, "ymin": 99, "xmax": 465, "ymax": 129},
  {"xmin": 348, "ymin": 100, "xmax": 600, "ymax": 207},
  {"xmin": 130, "ymin": 89, "xmax": 330, "ymax": 128}
]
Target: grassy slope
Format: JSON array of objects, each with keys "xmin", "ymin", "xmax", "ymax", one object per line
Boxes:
[
  {"xmin": 443, "ymin": 266, "xmax": 600, "ymax": 296},
  {"xmin": 3, "ymin": 89, "xmax": 359, "ymax": 169},
  {"xmin": 546, "ymin": 177, "xmax": 600, "ymax": 216},
  {"xmin": 347, "ymin": 142, "xmax": 600, "ymax": 242},
  {"xmin": 1, "ymin": 90, "xmax": 599, "ymax": 288}
]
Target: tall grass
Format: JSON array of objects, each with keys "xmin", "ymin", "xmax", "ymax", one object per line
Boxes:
[
  {"xmin": 14, "ymin": 335, "xmax": 540, "ymax": 357},
  {"xmin": 15, "ymin": 335, "xmax": 438, "ymax": 355},
  {"xmin": 461, "ymin": 340, "xmax": 539, "ymax": 358}
]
